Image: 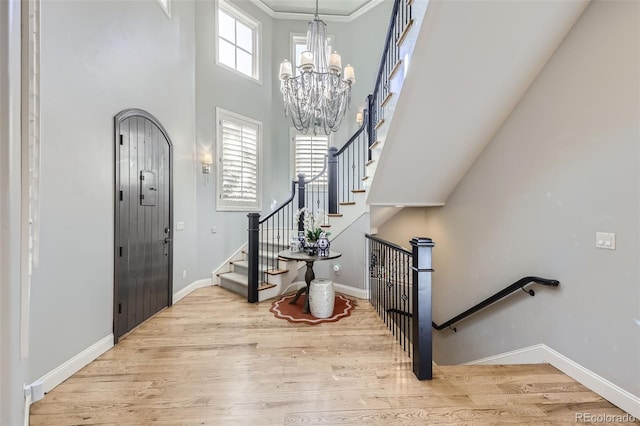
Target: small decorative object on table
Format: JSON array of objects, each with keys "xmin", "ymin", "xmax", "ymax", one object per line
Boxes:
[
  {"xmin": 290, "ymin": 236, "xmax": 301, "ymax": 253},
  {"xmin": 317, "ymin": 231, "xmax": 330, "ymax": 257},
  {"xmin": 295, "ymin": 208, "xmax": 331, "ymax": 256}
]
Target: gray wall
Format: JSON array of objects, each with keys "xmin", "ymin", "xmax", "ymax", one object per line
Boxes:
[
  {"xmin": 194, "ymin": 0, "xmax": 276, "ymax": 279},
  {"xmin": 30, "ymin": 0, "xmax": 197, "ymax": 381},
  {"xmin": 378, "ymin": 0, "xmax": 640, "ymax": 396},
  {"xmin": 0, "ymin": 0, "xmax": 29, "ymax": 422},
  {"xmin": 312, "ymin": 213, "xmax": 370, "ymax": 291}
]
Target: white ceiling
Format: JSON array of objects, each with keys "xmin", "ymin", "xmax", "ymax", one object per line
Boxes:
[
  {"xmin": 250, "ymin": 0, "xmax": 382, "ymax": 21},
  {"xmin": 367, "ymin": 0, "xmax": 590, "ymax": 206}
]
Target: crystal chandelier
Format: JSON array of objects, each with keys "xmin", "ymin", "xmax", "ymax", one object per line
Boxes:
[{"xmin": 278, "ymin": 0, "xmax": 355, "ymax": 135}]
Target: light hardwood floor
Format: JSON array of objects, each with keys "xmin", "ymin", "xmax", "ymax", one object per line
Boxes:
[{"xmin": 31, "ymin": 286, "xmax": 637, "ymax": 425}]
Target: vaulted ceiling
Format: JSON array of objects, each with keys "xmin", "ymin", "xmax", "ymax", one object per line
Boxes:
[{"xmin": 250, "ymin": 0, "xmax": 383, "ymax": 20}]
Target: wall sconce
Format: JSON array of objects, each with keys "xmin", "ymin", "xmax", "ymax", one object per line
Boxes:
[
  {"xmin": 202, "ymin": 154, "xmax": 212, "ymax": 174},
  {"xmin": 356, "ymin": 111, "xmax": 363, "ymax": 125}
]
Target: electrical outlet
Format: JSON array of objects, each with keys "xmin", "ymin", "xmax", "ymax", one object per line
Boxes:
[
  {"xmin": 596, "ymin": 232, "xmax": 616, "ymax": 250},
  {"xmin": 182, "ymin": 270, "xmax": 187, "ymax": 278}
]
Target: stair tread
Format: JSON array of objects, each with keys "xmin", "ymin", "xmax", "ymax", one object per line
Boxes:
[
  {"xmin": 396, "ymin": 19, "xmax": 414, "ymax": 48},
  {"xmin": 264, "ymin": 268, "xmax": 288, "ymax": 276},
  {"xmin": 218, "ymin": 272, "xmax": 248, "ymax": 285},
  {"xmin": 366, "ymin": 159, "xmax": 375, "ymax": 166},
  {"xmin": 339, "ymin": 202, "xmax": 356, "ymax": 206},
  {"xmin": 381, "ymin": 92, "xmax": 393, "ymax": 108},
  {"xmin": 352, "ymin": 189, "xmax": 366, "ymax": 193},
  {"xmin": 374, "ymin": 118, "xmax": 385, "ymax": 131},
  {"xmin": 219, "ymin": 272, "xmax": 277, "ymax": 291},
  {"xmin": 242, "ymin": 249, "xmax": 281, "ymax": 259},
  {"xmin": 369, "ymin": 140, "xmax": 382, "ymax": 150},
  {"xmin": 327, "ymin": 213, "xmax": 343, "ymax": 217},
  {"xmin": 389, "ymin": 59, "xmax": 403, "ymax": 80}
]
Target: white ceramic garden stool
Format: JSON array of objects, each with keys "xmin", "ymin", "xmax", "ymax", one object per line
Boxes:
[{"xmin": 309, "ymin": 278, "xmax": 335, "ymax": 318}]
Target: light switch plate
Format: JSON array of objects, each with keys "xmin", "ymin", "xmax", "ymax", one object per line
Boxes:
[
  {"xmin": 176, "ymin": 221, "xmax": 185, "ymax": 230},
  {"xmin": 596, "ymin": 232, "xmax": 615, "ymax": 250}
]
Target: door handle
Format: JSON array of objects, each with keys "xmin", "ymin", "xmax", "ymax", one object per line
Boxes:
[{"xmin": 164, "ymin": 237, "xmax": 172, "ymax": 243}]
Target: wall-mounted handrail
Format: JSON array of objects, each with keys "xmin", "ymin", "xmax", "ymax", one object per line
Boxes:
[
  {"xmin": 431, "ymin": 276, "xmax": 560, "ymax": 331},
  {"xmin": 386, "ymin": 276, "xmax": 561, "ymax": 331}
]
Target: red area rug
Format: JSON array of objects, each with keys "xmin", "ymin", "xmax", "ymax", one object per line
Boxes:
[{"xmin": 270, "ymin": 293, "xmax": 354, "ymax": 325}]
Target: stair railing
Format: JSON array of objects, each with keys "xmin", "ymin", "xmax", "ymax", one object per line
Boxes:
[
  {"xmin": 365, "ymin": 233, "xmax": 560, "ymax": 380},
  {"xmin": 327, "ymin": 0, "xmax": 414, "ymax": 212}
]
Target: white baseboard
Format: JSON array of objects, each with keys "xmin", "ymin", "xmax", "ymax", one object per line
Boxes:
[
  {"xmin": 173, "ymin": 278, "xmax": 212, "ymax": 304},
  {"xmin": 23, "ymin": 393, "xmax": 32, "ymax": 426},
  {"xmin": 465, "ymin": 344, "xmax": 640, "ymax": 419},
  {"xmin": 334, "ymin": 283, "xmax": 368, "ymax": 300},
  {"xmin": 35, "ymin": 334, "xmax": 113, "ymax": 394},
  {"xmin": 280, "ymin": 281, "xmax": 368, "ymax": 300}
]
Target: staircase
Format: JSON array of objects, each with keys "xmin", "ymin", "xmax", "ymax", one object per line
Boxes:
[
  {"xmin": 217, "ymin": 0, "xmax": 427, "ymax": 302},
  {"xmin": 217, "ymin": 190, "xmax": 370, "ymax": 302}
]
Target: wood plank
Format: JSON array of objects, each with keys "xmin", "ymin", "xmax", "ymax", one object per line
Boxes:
[{"xmin": 30, "ymin": 287, "xmax": 635, "ymax": 424}]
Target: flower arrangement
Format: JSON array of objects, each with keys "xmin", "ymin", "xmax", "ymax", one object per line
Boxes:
[{"xmin": 295, "ymin": 208, "xmax": 330, "ymax": 242}]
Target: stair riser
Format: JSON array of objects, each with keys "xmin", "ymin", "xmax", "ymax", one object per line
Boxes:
[{"xmin": 219, "ymin": 277, "xmax": 248, "ymax": 298}]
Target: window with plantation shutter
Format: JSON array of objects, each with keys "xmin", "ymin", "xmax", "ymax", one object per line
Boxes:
[
  {"xmin": 291, "ymin": 130, "xmax": 329, "ymax": 185},
  {"xmin": 216, "ymin": 109, "xmax": 261, "ymax": 211}
]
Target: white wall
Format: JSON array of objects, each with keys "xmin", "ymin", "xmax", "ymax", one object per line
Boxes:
[
  {"xmin": 0, "ymin": 0, "xmax": 29, "ymax": 422},
  {"xmin": 378, "ymin": 0, "xmax": 640, "ymax": 397},
  {"xmin": 29, "ymin": 0, "xmax": 197, "ymax": 381}
]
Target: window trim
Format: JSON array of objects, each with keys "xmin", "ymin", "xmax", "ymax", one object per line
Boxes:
[
  {"xmin": 290, "ymin": 128, "xmax": 330, "ymax": 187},
  {"xmin": 216, "ymin": 108, "xmax": 262, "ymax": 212},
  {"xmin": 216, "ymin": 0, "xmax": 262, "ymax": 84}
]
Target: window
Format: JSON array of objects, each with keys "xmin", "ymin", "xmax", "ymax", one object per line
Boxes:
[
  {"xmin": 216, "ymin": 109, "xmax": 262, "ymax": 211},
  {"xmin": 291, "ymin": 130, "xmax": 329, "ymax": 185},
  {"xmin": 217, "ymin": 0, "xmax": 260, "ymax": 81},
  {"xmin": 291, "ymin": 34, "xmax": 333, "ymax": 77}
]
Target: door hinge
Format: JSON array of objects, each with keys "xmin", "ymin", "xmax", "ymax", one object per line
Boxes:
[
  {"xmin": 140, "ymin": 174, "xmax": 145, "ymax": 181},
  {"xmin": 140, "ymin": 194, "xmax": 145, "ymax": 201},
  {"xmin": 119, "ymin": 246, "xmax": 123, "ymax": 257},
  {"xmin": 119, "ymin": 190, "xmax": 123, "ymax": 201},
  {"xmin": 118, "ymin": 303, "xmax": 122, "ymax": 314},
  {"xmin": 119, "ymin": 134, "xmax": 124, "ymax": 145}
]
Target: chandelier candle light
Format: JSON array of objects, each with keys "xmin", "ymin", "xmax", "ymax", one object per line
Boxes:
[{"xmin": 278, "ymin": 0, "xmax": 355, "ymax": 135}]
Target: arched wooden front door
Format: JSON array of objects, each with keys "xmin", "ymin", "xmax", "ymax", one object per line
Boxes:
[{"xmin": 114, "ymin": 109, "xmax": 173, "ymax": 342}]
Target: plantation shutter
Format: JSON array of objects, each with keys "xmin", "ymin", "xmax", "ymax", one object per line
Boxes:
[
  {"xmin": 217, "ymin": 109, "xmax": 261, "ymax": 211},
  {"xmin": 294, "ymin": 134, "xmax": 328, "ymax": 184}
]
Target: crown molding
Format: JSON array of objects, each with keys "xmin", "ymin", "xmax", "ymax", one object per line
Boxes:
[{"xmin": 248, "ymin": 0, "xmax": 385, "ymax": 23}]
